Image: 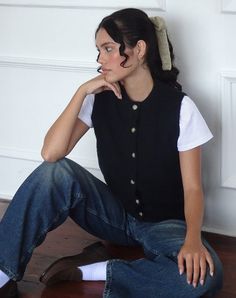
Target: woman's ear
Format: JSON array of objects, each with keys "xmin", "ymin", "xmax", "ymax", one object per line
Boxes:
[{"xmin": 136, "ymin": 40, "xmax": 147, "ymax": 60}]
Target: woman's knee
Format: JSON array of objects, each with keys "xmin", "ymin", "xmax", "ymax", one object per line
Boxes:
[{"xmin": 33, "ymin": 158, "xmax": 75, "ymax": 184}]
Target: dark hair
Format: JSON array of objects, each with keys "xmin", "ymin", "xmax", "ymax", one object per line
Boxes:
[{"xmin": 96, "ymin": 8, "xmax": 181, "ymax": 90}]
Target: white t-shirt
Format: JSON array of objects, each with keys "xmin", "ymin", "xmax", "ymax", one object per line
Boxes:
[{"xmin": 78, "ymin": 94, "xmax": 213, "ymax": 152}]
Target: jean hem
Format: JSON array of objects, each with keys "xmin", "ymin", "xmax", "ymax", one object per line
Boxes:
[
  {"xmin": 0, "ymin": 261, "xmax": 19, "ymax": 281},
  {"xmin": 103, "ymin": 259, "xmax": 113, "ymax": 298}
]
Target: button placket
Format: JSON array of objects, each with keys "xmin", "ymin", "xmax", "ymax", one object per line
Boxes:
[{"xmin": 129, "ymin": 102, "xmax": 141, "ymax": 218}]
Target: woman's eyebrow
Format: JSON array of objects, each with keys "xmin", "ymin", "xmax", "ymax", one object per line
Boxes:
[{"xmin": 96, "ymin": 42, "xmax": 116, "ymax": 48}]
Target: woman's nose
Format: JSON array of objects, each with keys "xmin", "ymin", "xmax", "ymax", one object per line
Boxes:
[{"xmin": 97, "ymin": 52, "xmax": 105, "ymax": 64}]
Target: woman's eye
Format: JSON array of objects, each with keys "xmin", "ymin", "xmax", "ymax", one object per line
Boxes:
[{"xmin": 105, "ymin": 47, "xmax": 112, "ymax": 52}]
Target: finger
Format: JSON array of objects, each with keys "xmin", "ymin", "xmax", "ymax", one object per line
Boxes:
[
  {"xmin": 192, "ymin": 254, "xmax": 200, "ymax": 288},
  {"xmin": 104, "ymin": 81, "xmax": 122, "ymax": 99},
  {"xmin": 112, "ymin": 82, "xmax": 122, "ymax": 98},
  {"xmin": 185, "ymin": 255, "xmax": 193, "ymax": 285},
  {"xmin": 92, "ymin": 75, "xmax": 122, "ymax": 99},
  {"xmin": 206, "ymin": 252, "xmax": 214, "ymax": 277},
  {"xmin": 177, "ymin": 253, "xmax": 185, "ymax": 275},
  {"xmin": 200, "ymin": 256, "xmax": 207, "ymax": 286}
]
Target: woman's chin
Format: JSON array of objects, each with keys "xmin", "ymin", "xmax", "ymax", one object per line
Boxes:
[{"xmin": 105, "ymin": 76, "xmax": 117, "ymax": 83}]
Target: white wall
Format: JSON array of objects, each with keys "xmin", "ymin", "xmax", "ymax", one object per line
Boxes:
[{"xmin": 1, "ymin": 0, "xmax": 236, "ymax": 236}]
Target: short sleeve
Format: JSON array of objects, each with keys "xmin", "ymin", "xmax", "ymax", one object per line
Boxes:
[
  {"xmin": 78, "ymin": 93, "xmax": 95, "ymax": 128},
  {"xmin": 177, "ymin": 96, "xmax": 213, "ymax": 151}
]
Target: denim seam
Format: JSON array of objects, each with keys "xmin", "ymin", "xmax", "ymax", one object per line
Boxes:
[
  {"xmin": 86, "ymin": 206, "xmax": 131, "ymax": 235},
  {"xmin": 103, "ymin": 259, "xmax": 132, "ymax": 298},
  {"xmin": 24, "ymin": 159, "xmax": 76, "ymax": 264},
  {"xmin": 17, "ymin": 204, "xmax": 71, "ymax": 279},
  {"xmin": 142, "ymin": 243, "xmax": 182, "ymax": 259}
]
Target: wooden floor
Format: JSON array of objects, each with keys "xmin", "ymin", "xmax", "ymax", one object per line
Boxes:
[{"xmin": 1, "ymin": 200, "xmax": 236, "ymax": 298}]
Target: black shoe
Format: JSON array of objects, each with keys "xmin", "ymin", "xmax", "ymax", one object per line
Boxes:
[
  {"xmin": 40, "ymin": 241, "xmax": 111, "ymax": 286},
  {"xmin": 0, "ymin": 280, "xmax": 18, "ymax": 298}
]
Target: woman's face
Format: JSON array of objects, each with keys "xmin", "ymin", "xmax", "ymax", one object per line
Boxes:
[{"xmin": 95, "ymin": 28, "xmax": 140, "ymax": 83}]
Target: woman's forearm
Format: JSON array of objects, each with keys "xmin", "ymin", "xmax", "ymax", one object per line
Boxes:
[
  {"xmin": 41, "ymin": 86, "xmax": 87, "ymax": 162},
  {"xmin": 41, "ymin": 74, "xmax": 122, "ymax": 162},
  {"xmin": 184, "ymin": 188, "xmax": 204, "ymax": 243}
]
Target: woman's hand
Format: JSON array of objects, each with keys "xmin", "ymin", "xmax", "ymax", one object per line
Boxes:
[
  {"xmin": 178, "ymin": 240, "xmax": 214, "ymax": 288},
  {"xmin": 80, "ymin": 74, "xmax": 122, "ymax": 99}
]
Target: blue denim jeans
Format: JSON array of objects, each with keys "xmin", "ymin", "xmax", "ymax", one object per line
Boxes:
[{"xmin": 0, "ymin": 158, "xmax": 223, "ymax": 297}]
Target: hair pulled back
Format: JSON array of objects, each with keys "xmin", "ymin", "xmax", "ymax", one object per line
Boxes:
[{"xmin": 96, "ymin": 8, "xmax": 181, "ymax": 90}]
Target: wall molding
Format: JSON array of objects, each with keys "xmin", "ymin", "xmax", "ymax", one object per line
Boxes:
[
  {"xmin": 0, "ymin": 0, "xmax": 166, "ymax": 11},
  {"xmin": 221, "ymin": 0, "xmax": 236, "ymax": 13},
  {"xmin": 0, "ymin": 56, "xmax": 97, "ymax": 73},
  {"xmin": 0, "ymin": 146, "xmax": 42, "ymax": 163},
  {"xmin": 221, "ymin": 71, "xmax": 236, "ymax": 189},
  {"xmin": 0, "ymin": 146, "xmax": 99, "ymax": 170}
]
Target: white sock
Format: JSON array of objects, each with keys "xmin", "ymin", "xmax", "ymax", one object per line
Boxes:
[
  {"xmin": 78, "ymin": 261, "xmax": 108, "ymax": 281},
  {"xmin": 0, "ymin": 270, "xmax": 10, "ymax": 288}
]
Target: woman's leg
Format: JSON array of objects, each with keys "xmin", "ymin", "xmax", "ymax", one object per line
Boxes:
[
  {"xmin": 104, "ymin": 218, "xmax": 223, "ymax": 298},
  {"xmin": 0, "ymin": 158, "xmax": 136, "ymax": 281}
]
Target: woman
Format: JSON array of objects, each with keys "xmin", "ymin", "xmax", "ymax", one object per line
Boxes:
[{"xmin": 0, "ymin": 8, "xmax": 223, "ymax": 298}]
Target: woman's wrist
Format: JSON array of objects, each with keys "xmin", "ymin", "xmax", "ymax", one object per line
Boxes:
[
  {"xmin": 77, "ymin": 84, "xmax": 89, "ymax": 98},
  {"xmin": 185, "ymin": 228, "xmax": 202, "ymax": 244}
]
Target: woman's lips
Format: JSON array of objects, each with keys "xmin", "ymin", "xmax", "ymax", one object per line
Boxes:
[{"xmin": 101, "ymin": 68, "xmax": 111, "ymax": 74}]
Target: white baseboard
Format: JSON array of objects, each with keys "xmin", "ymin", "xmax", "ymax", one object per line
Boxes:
[
  {"xmin": 0, "ymin": 194, "xmax": 13, "ymax": 201},
  {"xmin": 202, "ymin": 225, "xmax": 236, "ymax": 238}
]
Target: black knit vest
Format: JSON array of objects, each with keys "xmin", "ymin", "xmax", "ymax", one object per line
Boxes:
[{"xmin": 91, "ymin": 80, "xmax": 185, "ymax": 222}]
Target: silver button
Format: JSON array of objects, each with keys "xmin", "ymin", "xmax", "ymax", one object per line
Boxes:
[
  {"xmin": 135, "ymin": 199, "xmax": 140, "ymax": 205},
  {"xmin": 132, "ymin": 152, "xmax": 136, "ymax": 158},
  {"xmin": 132, "ymin": 104, "xmax": 138, "ymax": 110},
  {"xmin": 131, "ymin": 127, "xmax": 136, "ymax": 133},
  {"xmin": 139, "ymin": 212, "xmax": 143, "ymax": 217},
  {"xmin": 130, "ymin": 179, "xmax": 135, "ymax": 185}
]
